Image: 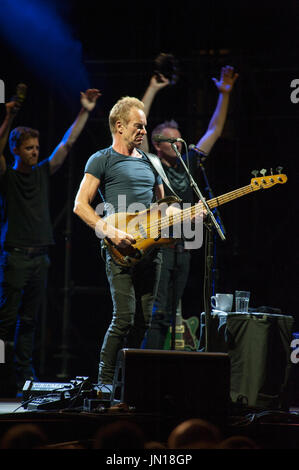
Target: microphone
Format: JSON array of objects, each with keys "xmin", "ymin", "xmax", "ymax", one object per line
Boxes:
[
  {"xmin": 10, "ymin": 83, "xmax": 27, "ymax": 111},
  {"xmin": 188, "ymin": 144, "xmax": 207, "ymax": 162},
  {"xmin": 153, "ymin": 134, "xmax": 184, "ymax": 143},
  {"xmin": 15, "ymin": 83, "xmax": 27, "ymax": 104}
]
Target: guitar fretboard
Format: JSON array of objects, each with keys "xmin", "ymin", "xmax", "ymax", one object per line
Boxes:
[
  {"xmin": 158, "ymin": 184, "xmax": 254, "ymax": 232},
  {"xmin": 129, "ymin": 174, "xmax": 286, "ymax": 240}
]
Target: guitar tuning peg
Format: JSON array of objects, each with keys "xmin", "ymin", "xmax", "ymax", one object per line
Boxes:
[
  {"xmin": 251, "ymin": 170, "xmax": 259, "ymax": 177},
  {"xmin": 276, "ymin": 166, "xmax": 283, "ymax": 174},
  {"xmin": 260, "ymin": 169, "xmax": 267, "ymax": 176}
]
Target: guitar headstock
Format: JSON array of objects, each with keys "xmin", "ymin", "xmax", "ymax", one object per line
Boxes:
[{"xmin": 250, "ymin": 173, "xmax": 287, "ymax": 190}]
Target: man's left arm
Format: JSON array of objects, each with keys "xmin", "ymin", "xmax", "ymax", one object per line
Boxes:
[
  {"xmin": 195, "ymin": 65, "xmax": 239, "ymax": 156},
  {"xmin": 49, "ymin": 88, "xmax": 101, "ymax": 175}
]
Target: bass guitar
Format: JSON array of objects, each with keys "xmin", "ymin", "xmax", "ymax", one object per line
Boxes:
[{"xmin": 103, "ymin": 173, "xmax": 287, "ymax": 267}]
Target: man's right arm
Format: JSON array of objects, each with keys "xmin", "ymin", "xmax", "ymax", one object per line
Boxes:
[
  {"xmin": 73, "ymin": 173, "xmax": 135, "ymax": 247},
  {"xmin": 0, "ymin": 101, "xmax": 20, "ymax": 176},
  {"xmin": 140, "ymin": 74, "xmax": 169, "ymax": 153}
]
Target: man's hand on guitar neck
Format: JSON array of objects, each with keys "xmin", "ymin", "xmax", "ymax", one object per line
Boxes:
[
  {"xmin": 192, "ymin": 201, "xmax": 207, "ymax": 223},
  {"xmin": 166, "ymin": 201, "xmax": 207, "ymax": 223}
]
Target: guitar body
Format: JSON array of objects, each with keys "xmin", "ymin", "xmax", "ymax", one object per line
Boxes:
[
  {"xmin": 163, "ymin": 317, "xmax": 200, "ymax": 351},
  {"xmin": 104, "ymin": 196, "xmax": 180, "ymax": 267},
  {"xmin": 163, "ymin": 300, "xmax": 200, "ymax": 351},
  {"xmin": 183, "ymin": 316, "xmax": 200, "ymax": 351}
]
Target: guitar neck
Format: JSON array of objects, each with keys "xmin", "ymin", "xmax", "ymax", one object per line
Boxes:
[
  {"xmin": 162, "ymin": 184, "xmax": 254, "ymax": 228},
  {"xmin": 205, "ymin": 184, "xmax": 254, "ymax": 211}
]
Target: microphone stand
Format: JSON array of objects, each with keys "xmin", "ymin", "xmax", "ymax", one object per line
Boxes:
[
  {"xmin": 171, "ymin": 142, "xmax": 226, "ymax": 352},
  {"xmin": 197, "ymin": 157, "xmax": 226, "ymax": 352}
]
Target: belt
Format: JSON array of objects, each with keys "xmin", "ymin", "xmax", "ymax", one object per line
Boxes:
[
  {"xmin": 6, "ymin": 246, "xmax": 48, "ymax": 256},
  {"xmin": 167, "ymin": 242, "xmax": 189, "ymax": 252}
]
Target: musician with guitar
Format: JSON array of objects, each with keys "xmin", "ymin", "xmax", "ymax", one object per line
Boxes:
[
  {"xmin": 74, "ymin": 94, "xmax": 208, "ymax": 385},
  {"xmin": 140, "ymin": 65, "xmax": 239, "ymax": 350},
  {"xmin": 74, "ymin": 96, "xmax": 167, "ymax": 386}
]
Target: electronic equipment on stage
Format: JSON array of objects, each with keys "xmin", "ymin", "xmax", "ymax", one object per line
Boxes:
[{"xmin": 21, "ymin": 377, "xmax": 112, "ymax": 411}]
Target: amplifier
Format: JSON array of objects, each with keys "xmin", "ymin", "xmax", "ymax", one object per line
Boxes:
[{"xmin": 111, "ymin": 349, "xmax": 230, "ymax": 424}]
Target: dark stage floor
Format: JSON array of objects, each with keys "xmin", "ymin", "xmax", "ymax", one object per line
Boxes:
[{"xmin": 1, "ymin": 397, "xmax": 299, "ymax": 450}]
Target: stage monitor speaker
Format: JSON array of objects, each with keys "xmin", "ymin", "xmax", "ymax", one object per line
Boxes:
[{"xmin": 111, "ymin": 349, "xmax": 230, "ymax": 424}]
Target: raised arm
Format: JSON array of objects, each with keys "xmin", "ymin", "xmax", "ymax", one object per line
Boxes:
[
  {"xmin": 195, "ymin": 65, "xmax": 239, "ymax": 156},
  {"xmin": 140, "ymin": 74, "xmax": 169, "ymax": 153},
  {"xmin": 0, "ymin": 101, "xmax": 21, "ymax": 176},
  {"xmin": 49, "ymin": 89, "xmax": 101, "ymax": 175}
]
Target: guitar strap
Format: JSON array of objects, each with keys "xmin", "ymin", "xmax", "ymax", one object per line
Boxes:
[
  {"xmin": 143, "ymin": 152, "xmax": 182, "ymax": 202},
  {"xmin": 103, "ymin": 147, "xmax": 181, "ymax": 201}
]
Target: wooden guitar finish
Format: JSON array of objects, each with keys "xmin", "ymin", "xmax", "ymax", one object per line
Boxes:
[{"xmin": 103, "ymin": 174, "xmax": 287, "ymax": 267}]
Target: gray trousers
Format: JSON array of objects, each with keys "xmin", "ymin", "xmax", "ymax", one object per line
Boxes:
[{"xmin": 98, "ymin": 248, "xmax": 162, "ymax": 383}]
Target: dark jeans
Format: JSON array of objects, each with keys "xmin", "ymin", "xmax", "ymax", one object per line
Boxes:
[
  {"xmin": 0, "ymin": 249, "xmax": 49, "ymax": 393},
  {"xmin": 98, "ymin": 248, "xmax": 162, "ymax": 384},
  {"xmin": 143, "ymin": 245, "xmax": 190, "ymax": 350}
]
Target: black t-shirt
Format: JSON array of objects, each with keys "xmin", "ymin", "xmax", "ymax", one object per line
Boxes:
[
  {"xmin": 0, "ymin": 160, "xmax": 54, "ymax": 248},
  {"xmin": 84, "ymin": 146, "xmax": 162, "ymax": 216},
  {"xmin": 161, "ymin": 153, "xmax": 201, "ymax": 247},
  {"xmin": 162, "ymin": 152, "xmax": 198, "ymax": 205}
]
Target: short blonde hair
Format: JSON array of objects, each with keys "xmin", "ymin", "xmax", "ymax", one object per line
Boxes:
[{"xmin": 109, "ymin": 96, "xmax": 144, "ymax": 135}]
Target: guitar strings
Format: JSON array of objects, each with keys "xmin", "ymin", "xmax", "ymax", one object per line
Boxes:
[
  {"xmin": 129, "ymin": 184, "xmax": 255, "ymax": 240},
  {"xmin": 128, "ymin": 178, "xmax": 282, "ymax": 240}
]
